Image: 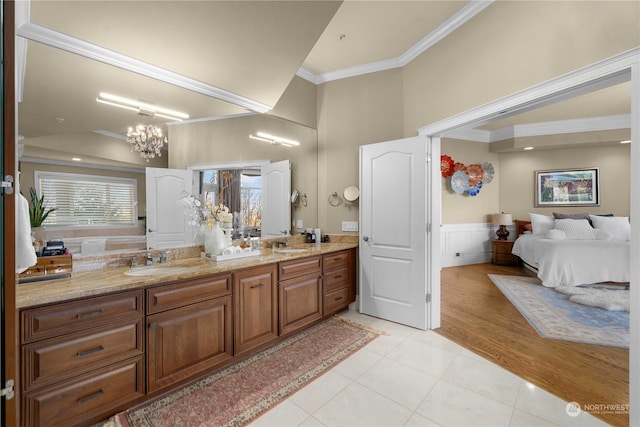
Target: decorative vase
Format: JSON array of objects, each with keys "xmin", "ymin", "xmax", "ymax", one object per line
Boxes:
[
  {"xmin": 194, "ymin": 223, "xmax": 208, "ymax": 246},
  {"xmin": 205, "ymin": 222, "xmax": 226, "ymax": 256}
]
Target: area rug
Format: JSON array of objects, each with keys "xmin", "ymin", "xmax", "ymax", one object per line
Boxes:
[
  {"xmin": 488, "ymin": 274, "xmax": 629, "ymax": 348},
  {"xmin": 109, "ymin": 317, "xmax": 379, "ymax": 427}
]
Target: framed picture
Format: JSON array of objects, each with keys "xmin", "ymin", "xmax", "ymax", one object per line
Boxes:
[{"xmin": 534, "ymin": 168, "xmax": 599, "ymax": 207}]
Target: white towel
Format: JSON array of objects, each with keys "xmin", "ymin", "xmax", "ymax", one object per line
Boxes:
[{"xmin": 16, "ymin": 193, "xmax": 37, "ymax": 273}]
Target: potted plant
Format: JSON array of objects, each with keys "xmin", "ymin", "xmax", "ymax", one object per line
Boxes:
[{"xmin": 28, "ymin": 187, "xmax": 57, "ymax": 227}]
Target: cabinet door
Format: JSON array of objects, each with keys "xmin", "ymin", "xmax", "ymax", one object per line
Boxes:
[
  {"xmin": 279, "ymin": 272, "xmax": 322, "ymax": 336},
  {"xmin": 147, "ymin": 296, "xmax": 233, "ymax": 393},
  {"xmin": 233, "ymin": 264, "xmax": 278, "ymax": 356}
]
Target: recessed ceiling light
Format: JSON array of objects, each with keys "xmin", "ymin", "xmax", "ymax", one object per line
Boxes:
[
  {"xmin": 620, "ymin": 140, "xmax": 631, "ymax": 144},
  {"xmin": 72, "ymin": 157, "xmax": 82, "ymax": 161},
  {"xmin": 523, "ymin": 146, "xmax": 534, "ymax": 150}
]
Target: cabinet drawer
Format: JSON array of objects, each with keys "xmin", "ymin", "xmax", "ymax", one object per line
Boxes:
[
  {"xmin": 147, "ymin": 273, "xmax": 232, "ymax": 314},
  {"xmin": 23, "ymin": 319, "xmax": 144, "ymax": 391},
  {"xmin": 21, "ymin": 290, "xmax": 143, "ymax": 343},
  {"xmin": 22, "ymin": 356, "xmax": 144, "ymax": 427},
  {"xmin": 324, "ymin": 266, "xmax": 349, "ymax": 292},
  {"xmin": 323, "ymin": 250, "xmax": 350, "ymax": 271},
  {"xmin": 279, "ymin": 256, "xmax": 322, "ymax": 281},
  {"xmin": 324, "ymin": 287, "xmax": 351, "ymax": 316}
]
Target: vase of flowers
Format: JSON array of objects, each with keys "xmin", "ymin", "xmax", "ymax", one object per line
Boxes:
[{"xmin": 204, "ymin": 221, "xmax": 226, "ymax": 256}]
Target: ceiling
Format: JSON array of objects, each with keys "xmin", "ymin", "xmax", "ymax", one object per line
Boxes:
[{"xmin": 16, "ymin": 0, "xmax": 630, "ymax": 166}]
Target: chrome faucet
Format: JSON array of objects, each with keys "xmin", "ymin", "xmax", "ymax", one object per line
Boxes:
[
  {"xmin": 130, "ymin": 256, "xmax": 138, "ymax": 268},
  {"xmin": 146, "ymin": 252, "xmax": 154, "ymax": 266},
  {"xmin": 160, "ymin": 251, "xmax": 171, "ymax": 264}
]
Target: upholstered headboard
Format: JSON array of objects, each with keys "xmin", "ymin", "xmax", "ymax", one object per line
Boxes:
[{"xmin": 515, "ymin": 219, "xmax": 531, "ymax": 237}]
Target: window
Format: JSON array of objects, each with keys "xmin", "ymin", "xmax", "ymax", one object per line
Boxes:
[
  {"xmin": 35, "ymin": 171, "xmax": 137, "ymax": 226},
  {"xmin": 241, "ymin": 173, "xmax": 262, "ymax": 227}
]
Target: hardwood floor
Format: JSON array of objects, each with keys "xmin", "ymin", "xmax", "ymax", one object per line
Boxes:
[{"xmin": 437, "ymin": 263, "xmax": 629, "ymax": 427}]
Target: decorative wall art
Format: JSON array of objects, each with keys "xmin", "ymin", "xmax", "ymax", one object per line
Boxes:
[
  {"xmin": 441, "ymin": 155, "xmax": 494, "ymax": 197},
  {"xmin": 534, "ymin": 168, "xmax": 600, "ymax": 207}
]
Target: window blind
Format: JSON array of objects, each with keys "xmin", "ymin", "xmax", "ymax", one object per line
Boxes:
[{"xmin": 36, "ymin": 171, "xmax": 137, "ymax": 226}]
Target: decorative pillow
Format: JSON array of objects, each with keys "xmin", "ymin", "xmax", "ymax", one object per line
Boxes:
[
  {"xmin": 589, "ymin": 215, "xmax": 630, "ymax": 241},
  {"xmin": 529, "ymin": 213, "xmax": 554, "ymax": 235},
  {"xmin": 545, "ymin": 229, "xmax": 567, "ymax": 240},
  {"xmin": 553, "ymin": 218, "xmax": 597, "ymax": 240},
  {"xmin": 552, "ymin": 212, "xmax": 590, "ymax": 221}
]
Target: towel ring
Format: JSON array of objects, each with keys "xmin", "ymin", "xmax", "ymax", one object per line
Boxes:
[{"xmin": 328, "ymin": 192, "xmax": 341, "ymax": 207}]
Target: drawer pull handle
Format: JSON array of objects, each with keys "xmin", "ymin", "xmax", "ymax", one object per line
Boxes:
[
  {"xmin": 250, "ymin": 284, "xmax": 265, "ymax": 289},
  {"xmin": 334, "ymin": 296, "xmax": 343, "ymax": 301},
  {"xmin": 77, "ymin": 389, "xmax": 104, "ymax": 404},
  {"xmin": 77, "ymin": 309, "xmax": 104, "ymax": 320},
  {"xmin": 149, "ymin": 322, "xmax": 157, "ymax": 330},
  {"xmin": 334, "ymin": 275, "xmax": 343, "ymax": 280},
  {"xmin": 77, "ymin": 345, "xmax": 105, "ymax": 358}
]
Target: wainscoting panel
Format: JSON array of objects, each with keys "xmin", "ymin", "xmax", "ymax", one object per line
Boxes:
[{"xmin": 440, "ymin": 223, "xmax": 516, "ymax": 267}]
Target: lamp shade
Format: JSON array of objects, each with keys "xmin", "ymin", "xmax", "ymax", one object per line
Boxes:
[{"xmin": 493, "ymin": 213, "xmax": 513, "ymax": 226}]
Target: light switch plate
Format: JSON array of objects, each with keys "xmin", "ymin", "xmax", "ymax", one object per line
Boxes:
[
  {"xmin": 294, "ymin": 219, "xmax": 303, "ymax": 229},
  {"xmin": 342, "ymin": 221, "xmax": 358, "ymax": 232}
]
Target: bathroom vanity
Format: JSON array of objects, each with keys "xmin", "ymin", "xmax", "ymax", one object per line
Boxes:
[{"xmin": 16, "ymin": 244, "xmax": 357, "ymax": 427}]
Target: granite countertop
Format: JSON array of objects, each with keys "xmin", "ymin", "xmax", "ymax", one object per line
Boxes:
[{"xmin": 16, "ymin": 242, "xmax": 358, "ymax": 309}]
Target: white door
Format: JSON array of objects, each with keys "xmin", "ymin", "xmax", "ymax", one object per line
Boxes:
[
  {"xmin": 261, "ymin": 160, "xmax": 291, "ymax": 239},
  {"xmin": 359, "ymin": 136, "xmax": 427, "ymax": 329},
  {"xmin": 146, "ymin": 167, "xmax": 195, "ymax": 249}
]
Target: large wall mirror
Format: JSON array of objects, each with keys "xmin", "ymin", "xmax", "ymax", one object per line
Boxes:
[{"xmin": 17, "ymin": 39, "xmax": 318, "ymax": 255}]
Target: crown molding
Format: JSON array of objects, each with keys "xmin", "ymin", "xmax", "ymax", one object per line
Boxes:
[
  {"xmin": 445, "ymin": 114, "xmax": 631, "ymax": 143},
  {"xmin": 297, "ymin": 0, "xmax": 493, "ymax": 84},
  {"xmin": 419, "ymin": 47, "xmax": 640, "ymax": 137},
  {"xmin": 16, "ymin": 22, "xmax": 272, "ymax": 114},
  {"xmin": 20, "ymin": 156, "xmax": 146, "ymax": 174}
]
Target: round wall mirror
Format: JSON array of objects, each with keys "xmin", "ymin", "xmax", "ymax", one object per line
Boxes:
[{"xmin": 344, "ymin": 185, "xmax": 359, "ymax": 202}]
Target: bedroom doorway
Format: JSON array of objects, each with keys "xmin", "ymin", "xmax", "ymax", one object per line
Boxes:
[{"xmin": 419, "ymin": 48, "xmax": 639, "ymax": 423}]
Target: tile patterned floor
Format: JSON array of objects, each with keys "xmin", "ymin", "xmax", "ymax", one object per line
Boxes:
[{"xmin": 250, "ymin": 309, "xmax": 609, "ymax": 427}]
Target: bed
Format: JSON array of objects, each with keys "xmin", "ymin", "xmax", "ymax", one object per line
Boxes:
[{"xmin": 512, "ymin": 219, "xmax": 630, "ymax": 287}]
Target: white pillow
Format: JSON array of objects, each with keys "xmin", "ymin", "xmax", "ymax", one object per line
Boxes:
[
  {"xmin": 529, "ymin": 213, "xmax": 554, "ymax": 235},
  {"xmin": 589, "ymin": 215, "xmax": 630, "ymax": 241},
  {"xmin": 545, "ymin": 229, "xmax": 567, "ymax": 240},
  {"xmin": 553, "ymin": 218, "xmax": 596, "ymax": 240},
  {"xmin": 593, "ymin": 229, "xmax": 613, "ymax": 241}
]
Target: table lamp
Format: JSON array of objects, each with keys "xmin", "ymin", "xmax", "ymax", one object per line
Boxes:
[{"xmin": 493, "ymin": 213, "xmax": 513, "ymax": 240}]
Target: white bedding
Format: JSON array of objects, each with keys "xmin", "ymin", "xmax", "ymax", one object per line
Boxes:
[{"xmin": 511, "ymin": 234, "xmax": 629, "ymax": 287}]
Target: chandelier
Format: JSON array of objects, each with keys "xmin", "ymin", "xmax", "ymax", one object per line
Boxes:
[{"xmin": 126, "ymin": 124, "xmax": 167, "ymax": 161}]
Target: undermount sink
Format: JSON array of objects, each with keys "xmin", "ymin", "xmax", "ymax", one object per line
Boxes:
[
  {"xmin": 124, "ymin": 266, "xmax": 190, "ymax": 277},
  {"xmin": 274, "ymin": 248, "xmax": 310, "ymax": 254}
]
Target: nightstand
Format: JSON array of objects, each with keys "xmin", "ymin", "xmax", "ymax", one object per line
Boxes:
[{"xmin": 492, "ymin": 240, "xmax": 519, "ymax": 266}]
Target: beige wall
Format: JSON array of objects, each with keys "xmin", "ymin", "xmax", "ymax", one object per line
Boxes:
[
  {"xmin": 168, "ymin": 114, "xmax": 318, "ymax": 232},
  {"xmin": 441, "ymin": 139, "xmax": 500, "ymax": 224},
  {"xmin": 315, "ymin": 1, "xmax": 638, "ymax": 230},
  {"xmin": 270, "ymin": 76, "xmax": 318, "ymax": 130},
  {"xmin": 317, "ymin": 69, "xmax": 404, "ymax": 234},
  {"xmin": 402, "ymin": 1, "xmax": 640, "ymax": 134},
  {"xmin": 498, "ymin": 144, "xmax": 630, "ymax": 221}
]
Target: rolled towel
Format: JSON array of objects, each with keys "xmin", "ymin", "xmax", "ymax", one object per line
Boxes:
[{"xmin": 16, "ymin": 193, "xmax": 37, "ymax": 273}]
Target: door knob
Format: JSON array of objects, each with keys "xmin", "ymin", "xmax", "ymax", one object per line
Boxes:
[
  {"xmin": 362, "ymin": 236, "xmax": 369, "ymax": 242},
  {"xmin": 148, "ymin": 228, "xmax": 155, "ymax": 233}
]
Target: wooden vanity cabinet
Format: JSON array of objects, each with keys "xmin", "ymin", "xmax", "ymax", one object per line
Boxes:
[
  {"xmin": 323, "ymin": 249, "xmax": 356, "ymax": 316},
  {"xmin": 20, "ymin": 290, "xmax": 144, "ymax": 427},
  {"xmin": 278, "ymin": 256, "xmax": 323, "ymax": 336},
  {"xmin": 233, "ymin": 264, "xmax": 278, "ymax": 356},
  {"xmin": 146, "ymin": 274, "xmax": 233, "ymax": 393}
]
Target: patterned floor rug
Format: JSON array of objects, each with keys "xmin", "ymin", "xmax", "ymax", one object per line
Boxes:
[
  {"xmin": 109, "ymin": 317, "xmax": 379, "ymax": 427},
  {"xmin": 488, "ymin": 274, "xmax": 629, "ymax": 348}
]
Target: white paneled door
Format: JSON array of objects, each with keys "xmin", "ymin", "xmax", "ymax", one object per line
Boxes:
[
  {"xmin": 261, "ymin": 160, "xmax": 291, "ymax": 239},
  {"xmin": 146, "ymin": 167, "xmax": 195, "ymax": 249},
  {"xmin": 359, "ymin": 136, "xmax": 428, "ymax": 329}
]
